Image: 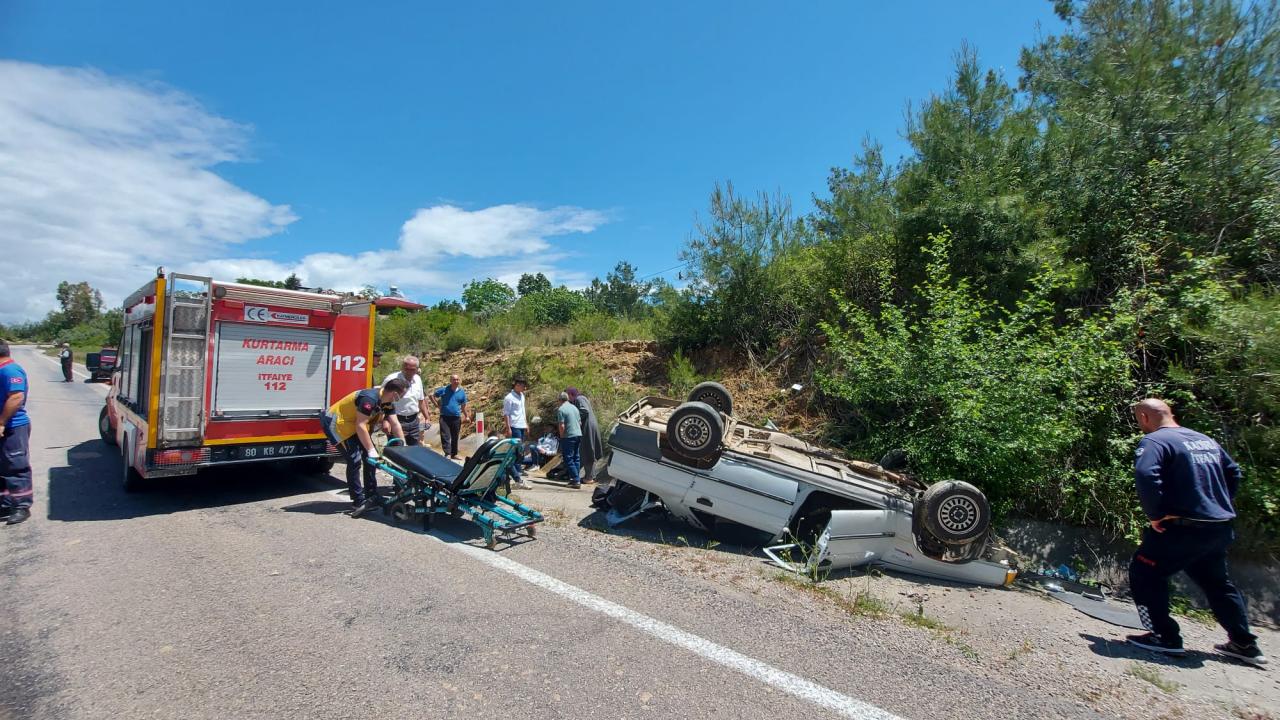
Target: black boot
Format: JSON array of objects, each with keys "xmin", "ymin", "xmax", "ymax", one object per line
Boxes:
[{"xmin": 6, "ymin": 507, "xmax": 31, "ymax": 525}]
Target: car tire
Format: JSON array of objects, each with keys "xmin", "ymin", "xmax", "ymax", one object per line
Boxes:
[
  {"xmin": 920, "ymin": 481, "xmax": 990, "ymax": 544},
  {"xmin": 687, "ymin": 381, "xmax": 733, "ymax": 416},
  {"xmin": 666, "ymin": 401, "xmax": 724, "ymax": 461},
  {"xmin": 98, "ymin": 406, "xmax": 117, "ymax": 446}
]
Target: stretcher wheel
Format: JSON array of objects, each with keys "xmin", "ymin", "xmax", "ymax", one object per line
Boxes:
[
  {"xmin": 390, "ymin": 502, "xmax": 412, "ymax": 523},
  {"xmin": 527, "ymin": 525, "xmax": 537, "ymax": 538},
  {"xmin": 485, "ymin": 536, "xmax": 497, "ymax": 550}
]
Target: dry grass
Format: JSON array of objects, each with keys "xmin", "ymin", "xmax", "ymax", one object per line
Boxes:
[{"xmin": 1126, "ymin": 663, "xmax": 1180, "ymax": 694}]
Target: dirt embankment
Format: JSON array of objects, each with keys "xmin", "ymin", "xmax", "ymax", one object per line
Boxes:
[{"xmin": 414, "ymin": 340, "xmax": 819, "ymax": 435}]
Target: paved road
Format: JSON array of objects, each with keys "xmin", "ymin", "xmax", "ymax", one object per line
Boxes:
[{"xmin": 0, "ymin": 345, "xmax": 1098, "ymax": 720}]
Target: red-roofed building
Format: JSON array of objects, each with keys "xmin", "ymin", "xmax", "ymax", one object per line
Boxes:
[
  {"xmin": 375, "ymin": 296, "xmax": 426, "ymax": 312},
  {"xmin": 373, "ymin": 286, "xmax": 426, "ymax": 313}
]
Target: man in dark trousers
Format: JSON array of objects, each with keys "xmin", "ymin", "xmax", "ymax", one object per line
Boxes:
[
  {"xmin": 0, "ymin": 342, "xmax": 33, "ymax": 525},
  {"xmin": 1126, "ymin": 398, "xmax": 1266, "ymax": 666},
  {"xmin": 58, "ymin": 343, "xmax": 73, "ymax": 382},
  {"xmin": 431, "ymin": 373, "xmax": 469, "ymax": 460},
  {"xmin": 322, "ymin": 378, "xmax": 407, "ymax": 518}
]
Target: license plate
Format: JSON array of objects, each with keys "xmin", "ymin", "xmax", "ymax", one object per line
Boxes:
[{"xmin": 234, "ymin": 443, "xmax": 301, "ymax": 460}]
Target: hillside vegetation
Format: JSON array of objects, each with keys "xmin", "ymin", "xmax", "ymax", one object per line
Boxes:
[{"xmin": 10, "ymin": 1, "xmax": 1278, "ymax": 552}]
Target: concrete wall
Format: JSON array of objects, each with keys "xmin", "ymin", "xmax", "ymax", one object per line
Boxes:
[{"xmin": 1000, "ymin": 518, "xmax": 1280, "ymax": 627}]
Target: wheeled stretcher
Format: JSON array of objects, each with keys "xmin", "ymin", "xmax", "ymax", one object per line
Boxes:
[{"xmin": 366, "ymin": 437, "xmax": 543, "ymax": 548}]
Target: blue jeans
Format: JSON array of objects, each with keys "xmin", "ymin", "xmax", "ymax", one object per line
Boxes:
[
  {"xmin": 505, "ymin": 427, "xmax": 526, "ymax": 484},
  {"xmin": 560, "ymin": 435, "xmax": 581, "ymax": 484}
]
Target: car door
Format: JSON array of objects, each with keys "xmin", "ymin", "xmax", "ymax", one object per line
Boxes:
[
  {"xmin": 681, "ymin": 455, "xmax": 799, "ymax": 538},
  {"xmin": 813, "ymin": 509, "xmax": 897, "ymax": 569}
]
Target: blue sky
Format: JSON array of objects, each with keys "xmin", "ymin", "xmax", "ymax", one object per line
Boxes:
[{"xmin": 0, "ymin": 1, "xmax": 1064, "ymax": 322}]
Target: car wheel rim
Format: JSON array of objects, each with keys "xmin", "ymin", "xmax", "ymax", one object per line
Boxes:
[
  {"xmin": 676, "ymin": 416, "xmax": 711, "ymax": 450},
  {"xmin": 695, "ymin": 392, "xmax": 722, "ymax": 410},
  {"xmin": 937, "ymin": 495, "xmax": 978, "ymax": 534}
]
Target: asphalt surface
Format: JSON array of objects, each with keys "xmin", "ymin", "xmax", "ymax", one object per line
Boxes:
[{"xmin": 0, "ymin": 344, "xmax": 1103, "ymax": 720}]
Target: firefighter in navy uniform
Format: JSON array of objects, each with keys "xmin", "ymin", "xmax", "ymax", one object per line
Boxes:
[
  {"xmin": 322, "ymin": 377, "xmax": 408, "ymax": 518},
  {"xmin": 1126, "ymin": 398, "xmax": 1267, "ymax": 666},
  {"xmin": 0, "ymin": 342, "xmax": 34, "ymax": 525}
]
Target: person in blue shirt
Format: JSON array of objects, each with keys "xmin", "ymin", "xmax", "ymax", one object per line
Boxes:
[
  {"xmin": 0, "ymin": 342, "xmax": 33, "ymax": 525},
  {"xmin": 1125, "ymin": 398, "xmax": 1265, "ymax": 666},
  {"xmin": 556, "ymin": 392, "xmax": 583, "ymax": 489},
  {"xmin": 431, "ymin": 373, "xmax": 470, "ymax": 460}
]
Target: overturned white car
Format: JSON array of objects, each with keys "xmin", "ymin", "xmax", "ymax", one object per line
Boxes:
[{"xmin": 602, "ymin": 384, "xmax": 1017, "ymax": 587}]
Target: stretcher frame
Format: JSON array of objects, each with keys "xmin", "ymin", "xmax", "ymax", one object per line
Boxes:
[{"xmin": 367, "ymin": 437, "xmax": 543, "ymax": 548}]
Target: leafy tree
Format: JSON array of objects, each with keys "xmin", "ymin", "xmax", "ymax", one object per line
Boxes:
[
  {"xmin": 517, "ymin": 272, "xmax": 552, "ymax": 296},
  {"xmin": 671, "ymin": 183, "xmax": 813, "ymax": 358},
  {"xmin": 819, "ymin": 232, "xmax": 1131, "ymax": 528},
  {"xmin": 356, "ymin": 285, "xmax": 381, "ymax": 301},
  {"xmin": 283, "ymin": 273, "xmax": 303, "ymax": 290},
  {"xmin": 236, "ymin": 277, "xmax": 287, "ymax": 289},
  {"xmin": 521, "ymin": 286, "xmax": 592, "ymax": 325},
  {"xmin": 584, "ymin": 261, "xmax": 655, "ymax": 317},
  {"xmin": 433, "ymin": 299, "xmax": 464, "ymax": 313},
  {"xmin": 461, "ymin": 278, "xmax": 516, "ymax": 315},
  {"xmin": 55, "ymin": 281, "xmax": 103, "ymax": 326}
]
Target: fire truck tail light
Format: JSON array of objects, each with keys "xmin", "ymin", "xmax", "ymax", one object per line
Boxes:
[{"xmin": 155, "ymin": 448, "xmax": 210, "ymax": 465}]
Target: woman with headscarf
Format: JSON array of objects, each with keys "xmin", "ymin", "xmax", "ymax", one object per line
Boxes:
[{"xmin": 566, "ymin": 387, "xmax": 604, "ymax": 484}]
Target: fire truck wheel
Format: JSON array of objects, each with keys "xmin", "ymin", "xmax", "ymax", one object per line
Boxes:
[
  {"xmin": 121, "ymin": 442, "xmax": 146, "ymax": 493},
  {"xmin": 98, "ymin": 406, "xmax": 116, "ymax": 446},
  {"xmin": 306, "ymin": 457, "xmax": 335, "ymax": 475}
]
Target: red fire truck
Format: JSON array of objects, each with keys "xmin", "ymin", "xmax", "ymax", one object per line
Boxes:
[{"xmin": 98, "ymin": 269, "xmax": 376, "ymax": 490}]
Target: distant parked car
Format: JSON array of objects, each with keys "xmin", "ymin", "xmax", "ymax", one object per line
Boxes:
[
  {"xmin": 602, "ymin": 383, "xmax": 1016, "ymax": 587},
  {"xmin": 85, "ymin": 347, "xmax": 117, "ymax": 382}
]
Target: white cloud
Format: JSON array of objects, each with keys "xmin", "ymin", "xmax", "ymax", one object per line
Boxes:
[
  {"xmin": 399, "ymin": 204, "xmax": 607, "ymax": 259},
  {"xmin": 189, "ymin": 204, "xmax": 608, "ymax": 299},
  {"xmin": 0, "ymin": 60, "xmax": 609, "ymax": 323},
  {"xmin": 0, "ymin": 60, "xmax": 297, "ymax": 324}
]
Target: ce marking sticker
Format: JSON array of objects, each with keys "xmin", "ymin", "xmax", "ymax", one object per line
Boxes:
[{"xmin": 244, "ymin": 306, "xmax": 270, "ymax": 322}]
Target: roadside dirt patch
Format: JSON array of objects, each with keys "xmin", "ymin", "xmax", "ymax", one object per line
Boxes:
[
  {"xmin": 416, "ymin": 340, "xmax": 823, "ymax": 438},
  {"xmin": 521, "ymin": 483, "xmax": 1280, "ymax": 720}
]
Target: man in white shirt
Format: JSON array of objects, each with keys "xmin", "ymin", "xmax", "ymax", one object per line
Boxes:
[
  {"xmin": 382, "ymin": 355, "xmax": 430, "ymax": 446},
  {"xmin": 503, "ymin": 376, "xmax": 532, "ymax": 489}
]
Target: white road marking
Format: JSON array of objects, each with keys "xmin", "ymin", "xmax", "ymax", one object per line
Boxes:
[{"xmin": 426, "ymin": 531, "xmax": 905, "ymax": 720}]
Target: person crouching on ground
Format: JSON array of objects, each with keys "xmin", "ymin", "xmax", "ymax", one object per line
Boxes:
[
  {"xmin": 323, "ymin": 378, "xmax": 408, "ymax": 518},
  {"xmin": 556, "ymin": 392, "xmax": 583, "ymax": 488},
  {"xmin": 1126, "ymin": 398, "xmax": 1266, "ymax": 666},
  {"xmin": 530, "ymin": 423, "xmax": 559, "ymax": 469}
]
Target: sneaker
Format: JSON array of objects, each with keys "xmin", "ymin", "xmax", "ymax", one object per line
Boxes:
[
  {"xmin": 1126, "ymin": 632, "xmax": 1186, "ymax": 656},
  {"xmin": 1215, "ymin": 641, "xmax": 1268, "ymax": 666},
  {"xmin": 519, "ymin": 480, "xmax": 534, "ymax": 490},
  {"xmin": 6, "ymin": 507, "xmax": 31, "ymax": 525},
  {"xmin": 349, "ymin": 499, "xmax": 376, "ymax": 519},
  {"xmin": 568, "ymin": 482, "xmax": 582, "ymax": 489}
]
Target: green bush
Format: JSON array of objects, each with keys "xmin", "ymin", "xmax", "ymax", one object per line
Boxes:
[
  {"xmin": 487, "ymin": 351, "xmax": 645, "ymax": 437},
  {"xmin": 819, "ymin": 232, "xmax": 1134, "ymax": 531},
  {"xmin": 665, "ymin": 349, "xmax": 699, "ymax": 397},
  {"xmin": 519, "ymin": 287, "xmax": 592, "ymax": 326}
]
